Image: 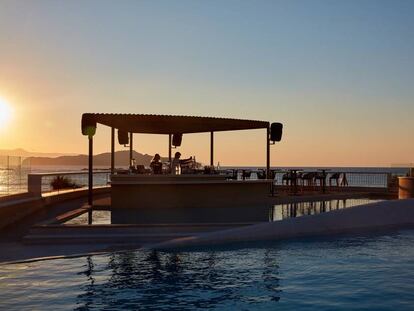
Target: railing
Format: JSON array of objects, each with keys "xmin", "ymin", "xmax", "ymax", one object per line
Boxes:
[
  {"xmin": 0, "ymin": 156, "xmax": 31, "ymax": 196},
  {"xmin": 1, "ymin": 165, "xmax": 405, "ymax": 198},
  {"xmin": 219, "ymin": 169, "xmax": 397, "ymax": 189},
  {"xmin": 28, "ymin": 171, "xmax": 111, "ymax": 196}
]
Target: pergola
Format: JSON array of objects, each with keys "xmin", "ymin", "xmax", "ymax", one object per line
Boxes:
[{"xmin": 81, "ymin": 113, "xmax": 281, "ymax": 208}]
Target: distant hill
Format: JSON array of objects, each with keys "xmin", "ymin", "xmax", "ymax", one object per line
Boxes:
[
  {"xmin": 23, "ymin": 150, "xmax": 166, "ymax": 167},
  {"xmin": 0, "ymin": 148, "xmax": 76, "ymax": 158}
]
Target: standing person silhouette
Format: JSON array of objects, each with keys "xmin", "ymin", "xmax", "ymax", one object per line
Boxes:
[
  {"xmin": 171, "ymin": 152, "xmax": 182, "ymax": 175},
  {"xmin": 171, "ymin": 152, "xmax": 192, "ymax": 175}
]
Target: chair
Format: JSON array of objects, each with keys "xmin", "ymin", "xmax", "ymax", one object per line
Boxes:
[
  {"xmin": 242, "ymin": 170, "xmax": 252, "ymax": 180},
  {"xmin": 256, "ymin": 169, "xmax": 266, "ymax": 180},
  {"xmin": 226, "ymin": 169, "xmax": 238, "ymax": 180},
  {"xmin": 301, "ymin": 172, "xmax": 316, "ymax": 187},
  {"xmin": 282, "ymin": 172, "xmax": 295, "ymax": 185},
  {"xmin": 329, "ymin": 172, "xmax": 341, "ymax": 187},
  {"xmin": 314, "ymin": 172, "xmax": 326, "ymax": 187},
  {"xmin": 340, "ymin": 173, "xmax": 349, "ymax": 186}
]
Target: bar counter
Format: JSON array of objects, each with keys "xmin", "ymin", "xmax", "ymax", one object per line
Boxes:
[{"xmin": 110, "ymin": 174, "xmax": 272, "ymax": 224}]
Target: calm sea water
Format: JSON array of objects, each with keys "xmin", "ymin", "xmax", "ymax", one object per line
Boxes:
[
  {"xmin": 0, "ymin": 165, "xmax": 110, "ymax": 196},
  {"xmin": 1, "ymin": 229, "xmax": 414, "ymax": 310}
]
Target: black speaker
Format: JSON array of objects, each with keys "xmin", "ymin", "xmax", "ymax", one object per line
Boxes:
[
  {"xmin": 81, "ymin": 115, "xmax": 96, "ymax": 137},
  {"xmin": 172, "ymin": 133, "xmax": 182, "ymax": 147},
  {"xmin": 270, "ymin": 123, "xmax": 283, "ymax": 142},
  {"xmin": 118, "ymin": 130, "xmax": 129, "ymax": 145}
]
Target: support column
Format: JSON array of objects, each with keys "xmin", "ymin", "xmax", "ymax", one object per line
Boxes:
[
  {"xmin": 111, "ymin": 127, "xmax": 115, "ymax": 174},
  {"xmin": 129, "ymin": 132, "xmax": 133, "ymax": 166},
  {"xmin": 88, "ymin": 136, "xmax": 93, "ymax": 225},
  {"xmin": 168, "ymin": 134, "xmax": 172, "ymax": 172},
  {"xmin": 266, "ymin": 127, "xmax": 270, "ymax": 179},
  {"xmin": 210, "ymin": 131, "xmax": 214, "ymax": 166}
]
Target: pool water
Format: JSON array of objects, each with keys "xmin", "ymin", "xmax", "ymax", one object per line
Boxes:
[
  {"xmin": 64, "ymin": 198, "xmax": 384, "ymax": 225},
  {"xmin": 64, "ymin": 210, "xmax": 111, "ymax": 225},
  {"xmin": 270, "ymin": 198, "xmax": 383, "ymax": 221},
  {"xmin": 1, "ymin": 229, "xmax": 414, "ymax": 310}
]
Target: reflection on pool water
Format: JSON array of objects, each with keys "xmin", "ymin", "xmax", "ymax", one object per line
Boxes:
[
  {"xmin": 270, "ymin": 198, "xmax": 383, "ymax": 221},
  {"xmin": 64, "ymin": 210, "xmax": 111, "ymax": 225},
  {"xmin": 1, "ymin": 229, "xmax": 414, "ymax": 310},
  {"xmin": 64, "ymin": 198, "xmax": 384, "ymax": 225}
]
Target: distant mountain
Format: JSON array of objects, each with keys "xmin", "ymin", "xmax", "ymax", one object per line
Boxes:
[
  {"xmin": 0, "ymin": 148, "xmax": 76, "ymax": 158},
  {"xmin": 23, "ymin": 150, "xmax": 166, "ymax": 167}
]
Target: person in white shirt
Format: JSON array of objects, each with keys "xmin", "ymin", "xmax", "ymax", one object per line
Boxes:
[
  {"xmin": 171, "ymin": 152, "xmax": 193, "ymax": 175},
  {"xmin": 171, "ymin": 152, "xmax": 182, "ymax": 175}
]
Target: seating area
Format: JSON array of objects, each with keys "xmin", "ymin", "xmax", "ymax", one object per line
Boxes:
[
  {"xmin": 277, "ymin": 170, "xmax": 350, "ymax": 193},
  {"xmin": 221, "ymin": 169, "xmax": 352, "ymax": 194},
  {"xmin": 115, "ymin": 164, "xmax": 388, "ymax": 196}
]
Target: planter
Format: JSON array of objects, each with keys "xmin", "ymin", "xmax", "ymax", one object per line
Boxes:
[{"xmin": 398, "ymin": 177, "xmax": 414, "ymax": 199}]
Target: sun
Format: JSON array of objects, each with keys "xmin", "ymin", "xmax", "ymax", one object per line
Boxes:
[{"xmin": 0, "ymin": 97, "xmax": 13, "ymax": 127}]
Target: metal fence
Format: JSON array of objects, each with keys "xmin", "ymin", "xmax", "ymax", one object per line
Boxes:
[
  {"xmin": 221, "ymin": 169, "xmax": 398, "ymax": 189},
  {"xmin": 0, "ymin": 156, "xmax": 31, "ymax": 196},
  {"xmin": 0, "ymin": 161, "xmax": 407, "ymax": 198}
]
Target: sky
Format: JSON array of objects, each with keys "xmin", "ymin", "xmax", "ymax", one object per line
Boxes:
[{"xmin": 0, "ymin": 0, "xmax": 413, "ymax": 167}]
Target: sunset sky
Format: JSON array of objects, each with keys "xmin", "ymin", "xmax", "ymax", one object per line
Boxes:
[{"xmin": 1, "ymin": 0, "xmax": 413, "ymax": 167}]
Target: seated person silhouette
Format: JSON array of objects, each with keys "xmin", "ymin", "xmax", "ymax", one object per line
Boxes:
[{"xmin": 150, "ymin": 153, "xmax": 163, "ymax": 174}]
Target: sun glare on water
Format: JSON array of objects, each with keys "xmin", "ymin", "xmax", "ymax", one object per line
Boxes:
[{"xmin": 0, "ymin": 97, "xmax": 13, "ymax": 128}]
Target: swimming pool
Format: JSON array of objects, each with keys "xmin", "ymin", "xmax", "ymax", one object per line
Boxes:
[
  {"xmin": 63, "ymin": 198, "xmax": 384, "ymax": 225},
  {"xmin": 1, "ymin": 229, "xmax": 414, "ymax": 310}
]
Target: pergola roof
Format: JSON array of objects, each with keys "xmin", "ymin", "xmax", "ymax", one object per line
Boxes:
[{"xmin": 82, "ymin": 113, "xmax": 269, "ymax": 134}]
